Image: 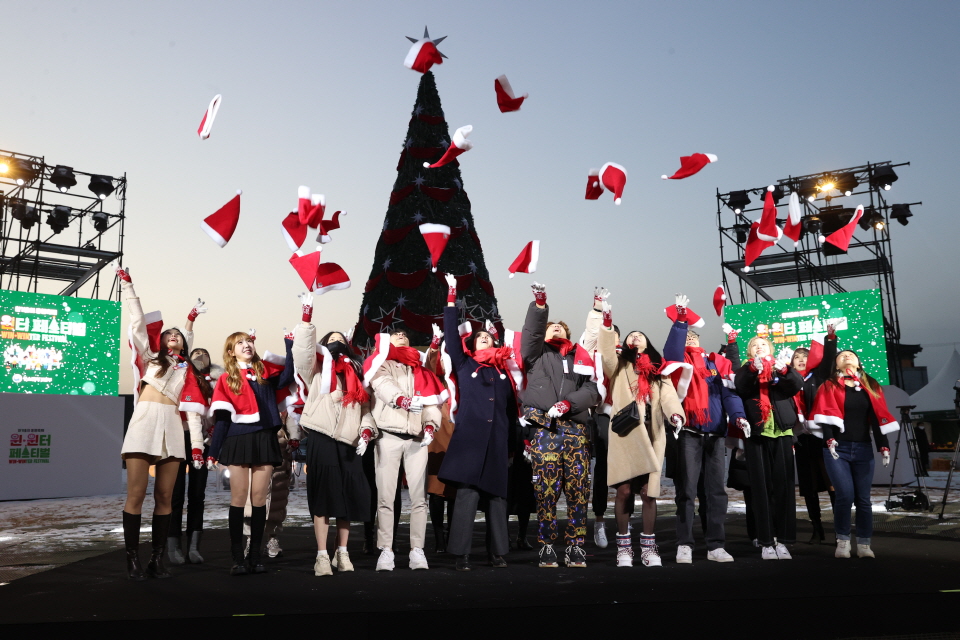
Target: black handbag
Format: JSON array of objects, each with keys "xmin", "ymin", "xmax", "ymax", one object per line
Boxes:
[{"xmin": 611, "ymin": 401, "xmax": 642, "ymax": 436}]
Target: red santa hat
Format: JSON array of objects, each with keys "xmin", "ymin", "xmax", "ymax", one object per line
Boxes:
[
  {"xmin": 316, "ymin": 210, "xmax": 345, "ymax": 244},
  {"xmin": 806, "ymin": 333, "xmax": 826, "ymax": 371},
  {"xmin": 281, "ymin": 212, "xmax": 308, "ymax": 252},
  {"xmin": 783, "ymin": 191, "xmax": 803, "ymax": 247},
  {"xmin": 756, "ymin": 186, "xmax": 782, "ymax": 242},
  {"xmin": 664, "ymin": 304, "xmax": 705, "ymax": 329},
  {"xmin": 713, "ymin": 285, "xmax": 727, "ymax": 316},
  {"xmin": 494, "ymin": 75, "xmax": 527, "ymax": 112},
  {"xmin": 584, "ymin": 169, "xmax": 604, "ymax": 200},
  {"xmin": 508, "ymin": 240, "xmax": 539, "ymax": 278},
  {"xmin": 824, "ymin": 205, "xmax": 863, "ymax": 253},
  {"xmin": 424, "ymin": 125, "xmax": 473, "ymax": 168},
  {"xmin": 661, "ymin": 153, "xmax": 717, "ymax": 180},
  {"xmin": 289, "ymin": 249, "xmax": 322, "ymax": 290},
  {"xmin": 743, "ymin": 221, "xmax": 777, "ymax": 271},
  {"xmin": 404, "ymin": 28, "xmax": 445, "ymax": 74},
  {"xmin": 200, "ymin": 190, "xmax": 241, "ymax": 248},
  {"xmin": 197, "ymin": 94, "xmax": 221, "ymax": 140},
  {"xmin": 314, "ymin": 262, "xmax": 351, "ymax": 295},
  {"xmin": 599, "ymin": 162, "xmax": 627, "ymax": 205},
  {"xmin": 419, "ymin": 223, "xmax": 451, "ymax": 272},
  {"xmin": 298, "ymin": 186, "xmax": 326, "ymax": 227}
]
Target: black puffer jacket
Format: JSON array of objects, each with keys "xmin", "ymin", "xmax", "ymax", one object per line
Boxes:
[
  {"xmin": 734, "ymin": 362, "xmax": 804, "ymax": 431},
  {"xmin": 518, "ymin": 302, "xmax": 600, "ymax": 425}
]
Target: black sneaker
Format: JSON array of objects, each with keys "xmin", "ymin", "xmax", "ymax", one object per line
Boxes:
[
  {"xmin": 565, "ymin": 545, "xmax": 587, "ymax": 567},
  {"xmin": 538, "ymin": 544, "xmax": 559, "ymax": 568}
]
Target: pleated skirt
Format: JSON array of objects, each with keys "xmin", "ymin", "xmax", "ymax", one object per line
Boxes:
[
  {"xmin": 218, "ymin": 428, "xmax": 282, "ymax": 467},
  {"xmin": 305, "ymin": 431, "xmax": 371, "ymax": 521}
]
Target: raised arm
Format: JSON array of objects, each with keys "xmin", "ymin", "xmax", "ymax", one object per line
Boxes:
[
  {"xmin": 580, "ymin": 287, "xmax": 609, "ymax": 351},
  {"xmin": 116, "ymin": 264, "xmax": 154, "ymax": 358},
  {"xmin": 520, "ymin": 285, "xmax": 549, "ymax": 367},
  {"xmin": 815, "ymin": 324, "xmax": 838, "ymax": 382},
  {"xmin": 597, "ymin": 301, "xmax": 619, "ymax": 381},
  {"xmin": 293, "ymin": 294, "xmax": 319, "ymax": 385},
  {"xmin": 663, "ymin": 294, "xmax": 689, "ymax": 362},
  {"xmin": 443, "ymin": 305, "xmax": 467, "ymax": 371}
]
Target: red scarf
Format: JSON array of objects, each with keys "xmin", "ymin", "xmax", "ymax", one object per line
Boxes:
[
  {"xmin": 755, "ymin": 356, "xmax": 775, "ymax": 425},
  {"xmin": 470, "ymin": 345, "xmax": 514, "ymax": 370},
  {"xmin": 362, "ymin": 341, "xmax": 447, "ymax": 405},
  {"xmin": 632, "ymin": 353, "xmax": 659, "ymax": 404},
  {"xmin": 811, "ymin": 378, "xmax": 900, "ymax": 436},
  {"xmin": 683, "ymin": 346, "xmax": 711, "ymax": 425},
  {"xmin": 545, "ymin": 337, "xmax": 575, "ymax": 356},
  {"xmin": 332, "ymin": 356, "xmax": 369, "ymax": 407}
]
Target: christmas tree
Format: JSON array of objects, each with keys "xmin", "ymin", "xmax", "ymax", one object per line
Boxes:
[{"xmin": 351, "ymin": 71, "xmax": 500, "ymax": 350}]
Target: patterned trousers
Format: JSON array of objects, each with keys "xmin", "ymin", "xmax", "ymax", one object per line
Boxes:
[{"xmin": 529, "ymin": 425, "xmax": 590, "ymax": 546}]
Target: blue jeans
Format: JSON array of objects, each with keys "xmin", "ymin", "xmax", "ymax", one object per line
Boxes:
[{"xmin": 822, "ymin": 441, "xmax": 874, "ymax": 543}]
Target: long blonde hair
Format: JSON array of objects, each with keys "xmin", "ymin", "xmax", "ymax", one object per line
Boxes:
[
  {"xmin": 222, "ymin": 331, "xmax": 265, "ymax": 395},
  {"xmin": 746, "ymin": 336, "xmax": 775, "ymax": 358}
]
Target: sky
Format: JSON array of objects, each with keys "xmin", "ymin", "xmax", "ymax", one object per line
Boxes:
[{"xmin": 1, "ymin": 0, "xmax": 958, "ymax": 393}]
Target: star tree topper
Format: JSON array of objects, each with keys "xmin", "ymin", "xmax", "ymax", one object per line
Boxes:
[{"xmin": 404, "ymin": 26, "xmax": 448, "ymax": 74}]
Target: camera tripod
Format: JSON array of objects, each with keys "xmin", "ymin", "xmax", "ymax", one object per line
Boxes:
[
  {"xmin": 884, "ymin": 405, "xmax": 932, "ymax": 512},
  {"xmin": 936, "ymin": 387, "xmax": 960, "ymax": 520}
]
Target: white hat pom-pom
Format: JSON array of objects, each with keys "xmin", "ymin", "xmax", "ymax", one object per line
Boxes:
[
  {"xmin": 661, "ymin": 175, "xmax": 668, "ymax": 180},
  {"xmin": 509, "ymin": 273, "xmax": 515, "ymax": 279},
  {"xmin": 500, "ymin": 373, "xmax": 507, "ymax": 380},
  {"xmin": 743, "ymin": 265, "xmax": 751, "ymax": 273},
  {"xmin": 423, "ymin": 162, "xmax": 430, "ymax": 168},
  {"xmin": 471, "ymin": 372, "xmax": 478, "ymax": 378},
  {"xmin": 614, "ymin": 198, "xmax": 622, "ymax": 205},
  {"xmin": 237, "ymin": 189, "xmax": 243, "ymax": 195},
  {"xmin": 592, "ymin": 181, "xmax": 599, "ymax": 188},
  {"xmin": 767, "ymin": 185, "xmax": 774, "ymax": 192},
  {"xmin": 818, "ymin": 234, "xmax": 826, "ymax": 243},
  {"xmin": 431, "ymin": 267, "xmax": 437, "ymax": 273}
]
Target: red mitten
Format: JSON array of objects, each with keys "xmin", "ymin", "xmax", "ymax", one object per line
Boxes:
[{"xmin": 288, "ymin": 439, "xmax": 300, "ymax": 451}]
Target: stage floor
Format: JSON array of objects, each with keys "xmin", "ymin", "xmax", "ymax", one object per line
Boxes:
[{"xmin": 1, "ymin": 515, "xmax": 959, "ymax": 638}]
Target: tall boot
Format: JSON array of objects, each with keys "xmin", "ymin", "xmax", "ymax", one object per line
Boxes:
[
  {"xmin": 516, "ymin": 513, "xmax": 533, "ymax": 550},
  {"xmin": 167, "ymin": 536, "xmax": 185, "ymax": 565},
  {"xmin": 122, "ymin": 511, "xmax": 146, "ymax": 581},
  {"xmin": 247, "ymin": 505, "xmax": 267, "ymax": 574},
  {"xmin": 187, "ymin": 530, "xmax": 204, "ymax": 564},
  {"xmin": 362, "ymin": 521, "xmax": 376, "ymax": 555},
  {"xmin": 810, "ymin": 518, "xmax": 826, "ymax": 544},
  {"xmin": 145, "ymin": 513, "xmax": 172, "ymax": 578},
  {"xmin": 429, "ymin": 494, "xmax": 447, "ymax": 553},
  {"xmin": 229, "ymin": 505, "xmax": 247, "ymax": 576}
]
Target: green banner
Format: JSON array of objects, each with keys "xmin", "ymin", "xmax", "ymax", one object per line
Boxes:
[
  {"xmin": 724, "ymin": 289, "xmax": 889, "ymax": 384},
  {"xmin": 0, "ymin": 290, "xmax": 120, "ymax": 395}
]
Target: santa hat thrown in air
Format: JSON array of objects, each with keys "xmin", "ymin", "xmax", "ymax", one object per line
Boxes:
[
  {"xmin": 584, "ymin": 169, "xmax": 604, "ymax": 200},
  {"xmin": 404, "ymin": 27, "xmax": 446, "ymax": 74},
  {"xmin": 783, "ymin": 191, "xmax": 803, "ymax": 247},
  {"xmin": 314, "ymin": 262, "xmax": 351, "ymax": 295},
  {"xmin": 419, "ymin": 223, "xmax": 451, "ymax": 272},
  {"xmin": 599, "ymin": 163, "xmax": 627, "ymax": 204},
  {"xmin": 743, "ymin": 221, "xmax": 777, "ymax": 271},
  {"xmin": 756, "ymin": 186, "xmax": 782, "ymax": 242},
  {"xmin": 508, "ymin": 240, "xmax": 539, "ymax": 278},
  {"xmin": 200, "ymin": 190, "xmax": 241, "ymax": 248},
  {"xmin": 197, "ymin": 94, "xmax": 221, "ymax": 140},
  {"xmin": 713, "ymin": 285, "xmax": 727, "ymax": 316},
  {"xmin": 281, "ymin": 212, "xmax": 308, "ymax": 252},
  {"xmin": 298, "ymin": 186, "xmax": 326, "ymax": 227},
  {"xmin": 289, "ymin": 249, "xmax": 322, "ymax": 290},
  {"xmin": 316, "ymin": 210, "xmax": 345, "ymax": 244},
  {"xmin": 424, "ymin": 125, "xmax": 473, "ymax": 168},
  {"xmin": 806, "ymin": 334, "xmax": 826, "ymax": 372},
  {"xmin": 661, "ymin": 153, "xmax": 717, "ymax": 180},
  {"xmin": 824, "ymin": 205, "xmax": 863, "ymax": 253},
  {"xmin": 494, "ymin": 75, "xmax": 527, "ymax": 112},
  {"xmin": 664, "ymin": 303, "xmax": 705, "ymax": 329}
]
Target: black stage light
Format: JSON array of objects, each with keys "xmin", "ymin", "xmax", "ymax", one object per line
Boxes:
[
  {"xmin": 858, "ymin": 207, "xmax": 873, "ymax": 231},
  {"xmin": 834, "ymin": 172, "xmax": 859, "ymax": 196},
  {"xmin": 9, "ymin": 158, "xmax": 39, "ymax": 186},
  {"xmin": 890, "ymin": 204, "xmax": 913, "ymax": 226},
  {"xmin": 804, "ymin": 215, "xmax": 822, "ymax": 235},
  {"xmin": 50, "ymin": 165, "xmax": 77, "ymax": 193},
  {"xmin": 869, "ymin": 166, "xmax": 898, "ymax": 191},
  {"xmin": 865, "ymin": 208, "xmax": 886, "ymax": 231},
  {"xmin": 88, "ymin": 175, "xmax": 116, "ymax": 200},
  {"xmin": 796, "ymin": 178, "xmax": 819, "ymax": 202},
  {"xmin": 91, "ymin": 211, "xmax": 110, "ymax": 232},
  {"xmin": 46, "ymin": 205, "xmax": 71, "ymax": 234},
  {"xmin": 733, "ymin": 223, "xmax": 750, "ymax": 243},
  {"xmin": 9, "ymin": 199, "xmax": 25, "ymax": 221},
  {"xmin": 727, "ymin": 190, "xmax": 751, "ymax": 214},
  {"xmin": 15, "ymin": 204, "xmax": 40, "ymax": 230}
]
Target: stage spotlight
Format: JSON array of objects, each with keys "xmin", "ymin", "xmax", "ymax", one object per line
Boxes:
[
  {"xmin": 890, "ymin": 203, "xmax": 913, "ymax": 226},
  {"xmin": 858, "ymin": 207, "xmax": 874, "ymax": 231},
  {"xmin": 12, "ymin": 203, "xmax": 40, "ymax": 230},
  {"xmin": 818, "ymin": 177, "xmax": 836, "ymax": 193},
  {"xmin": 869, "ymin": 166, "xmax": 898, "ymax": 191},
  {"xmin": 727, "ymin": 190, "xmax": 751, "ymax": 214},
  {"xmin": 834, "ymin": 172, "xmax": 859, "ymax": 196},
  {"xmin": 0, "ymin": 159, "xmax": 9, "ymax": 174},
  {"xmin": 91, "ymin": 211, "xmax": 109, "ymax": 232},
  {"xmin": 9, "ymin": 158, "xmax": 39, "ymax": 186},
  {"xmin": 50, "ymin": 165, "xmax": 77, "ymax": 193},
  {"xmin": 866, "ymin": 208, "xmax": 886, "ymax": 231},
  {"xmin": 88, "ymin": 175, "xmax": 115, "ymax": 200},
  {"xmin": 733, "ymin": 223, "xmax": 750, "ymax": 243},
  {"xmin": 9, "ymin": 199, "xmax": 26, "ymax": 221},
  {"xmin": 796, "ymin": 178, "xmax": 819, "ymax": 202},
  {"xmin": 46, "ymin": 205, "xmax": 71, "ymax": 234},
  {"xmin": 803, "ymin": 215, "xmax": 822, "ymax": 235}
]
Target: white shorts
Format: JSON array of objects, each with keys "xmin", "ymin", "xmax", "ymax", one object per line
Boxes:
[{"xmin": 121, "ymin": 401, "xmax": 186, "ymax": 462}]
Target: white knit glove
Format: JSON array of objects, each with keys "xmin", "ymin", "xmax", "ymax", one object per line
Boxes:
[
  {"xmin": 737, "ymin": 417, "xmax": 751, "ymax": 439},
  {"xmin": 827, "ymin": 439, "xmax": 839, "ymax": 460},
  {"xmin": 420, "ymin": 425, "xmax": 435, "ymax": 448}
]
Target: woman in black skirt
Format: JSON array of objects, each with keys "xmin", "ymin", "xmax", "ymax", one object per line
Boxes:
[
  {"xmin": 292, "ymin": 293, "xmax": 376, "ymax": 576},
  {"xmin": 208, "ymin": 330, "xmax": 294, "ymax": 575}
]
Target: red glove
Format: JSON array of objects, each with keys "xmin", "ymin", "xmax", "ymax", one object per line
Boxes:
[
  {"xmin": 288, "ymin": 439, "xmax": 300, "ymax": 451},
  {"xmin": 424, "ymin": 425, "xmax": 435, "ymax": 437},
  {"xmin": 826, "ymin": 439, "xmax": 839, "ymax": 460},
  {"xmin": 675, "ymin": 294, "xmax": 689, "ymax": 323},
  {"xmin": 191, "ymin": 448, "xmax": 204, "ymax": 464},
  {"xmin": 360, "ymin": 427, "xmax": 373, "ymax": 442},
  {"xmin": 187, "ymin": 299, "xmax": 206, "ymax": 322},
  {"xmin": 826, "ymin": 323, "xmax": 837, "ymax": 339},
  {"xmin": 447, "ymin": 283, "xmax": 456, "ymax": 305},
  {"xmin": 397, "ymin": 396, "xmax": 412, "ymax": 410},
  {"xmin": 532, "ymin": 283, "xmax": 547, "ymax": 306},
  {"xmin": 676, "ymin": 306, "xmax": 688, "ymax": 323},
  {"xmin": 548, "ymin": 400, "xmax": 571, "ymax": 418},
  {"xmin": 601, "ymin": 301, "xmax": 613, "ymax": 328},
  {"xmin": 115, "ymin": 264, "xmax": 132, "ymax": 283},
  {"xmin": 205, "ymin": 456, "xmax": 217, "ymax": 468},
  {"xmin": 300, "ymin": 292, "xmax": 314, "ymax": 323}
]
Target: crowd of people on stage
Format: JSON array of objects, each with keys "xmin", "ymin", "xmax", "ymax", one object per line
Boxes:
[{"xmin": 115, "ymin": 263, "xmax": 899, "ymax": 580}]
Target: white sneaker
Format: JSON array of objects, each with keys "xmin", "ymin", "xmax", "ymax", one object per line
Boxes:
[
  {"xmin": 640, "ymin": 544, "xmax": 662, "ymax": 567},
  {"xmin": 409, "ymin": 547, "xmax": 429, "ymax": 570},
  {"xmin": 376, "ymin": 548, "xmax": 395, "ymax": 571},
  {"xmin": 761, "ymin": 545, "xmax": 779, "ymax": 560},
  {"xmin": 707, "ymin": 548, "xmax": 734, "ymax": 563},
  {"xmin": 332, "ymin": 549, "xmax": 354, "ymax": 572},
  {"xmin": 266, "ymin": 537, "xmax": 282, "ymax": 558},
  {"xmin": 856, "ymin": 544, "xmax": 875, "ymax": 559},
  {"xmin": 775, "ymin": 543, "xmax": 792, "ymax": 560},
  {"xmin": 594, "ymin": 521, "xmax": 609, "ymax": 549},
  {"xmin": 314, "ymin": 553, "xmax": 332, "ymax": 576},
  {"xmin": 675, "ymin": 544, "xmax": 693, "ymax": 564},
  {"xmin": 616, "ymin": 546, "xmax": 634, "ymax": 567},
  {"xmin": 835, "ymin": 540, "xmax": 851, "ymax": 559}
]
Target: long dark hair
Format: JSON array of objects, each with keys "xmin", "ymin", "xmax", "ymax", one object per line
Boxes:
[
  {"xmin": 148, "ymin": 328, "xmax": 189, "ymax": 379},
  {"xmin": 188, "ymin": 347, "xmax": 214, "ymax": 401},
  {"xmin": 619, "ymin": 330, "xmax": 663, "ymax": 368},
  {"xmin": 465, "ymin": 330, "xmax": 498, "ymax": 352},
  {"xmin": 830, "ymin": 349, "xmax": 881, "ymax": 399},
  {"xmin": 320, "ymin": 331, "xmax": 363, "ymax": 375}
]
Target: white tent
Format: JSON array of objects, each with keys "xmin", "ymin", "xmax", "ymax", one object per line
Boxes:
[{"xmin": 910, "ymin": 349, "xmax": 960, "ymax": 412}]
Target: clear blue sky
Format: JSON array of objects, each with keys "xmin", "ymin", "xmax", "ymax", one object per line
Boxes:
[{"xmin": 2, "ymin": 1, "xmax": 958, "ymax": 390}]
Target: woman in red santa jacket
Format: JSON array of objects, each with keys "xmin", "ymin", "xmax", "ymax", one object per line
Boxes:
[
  {"xmin": 811, "ymin": 350, "xmax": 897, "ymax": 559},
  {"xmin": 208, "ymin": 330, "xmax": 294, "ymax": 575}
]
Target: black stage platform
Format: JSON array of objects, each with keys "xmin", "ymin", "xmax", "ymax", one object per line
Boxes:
[{"xmin": 2, "ymin": 516, "xmax": 959, "ymax": 638}]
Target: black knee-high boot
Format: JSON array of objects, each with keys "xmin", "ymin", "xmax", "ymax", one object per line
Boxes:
[
  {"xmin": 123, "ymin": 511, "xmax": 146, "ymax": 581},
  {"xmin": 248, "ymin": 505, "xmax": 267, "ymax": 574},
  {"xmin": 145, "ymin": 513, "xmax": 172, "ymax": 578},
  {"xmin": 229, "ymin": 505, "xmax": 247, "ymax": 576},
  {"xmin": 516, "ymin": 512, "xmax": 533, "ymax": 550},
  {"xmin": 429, "ymin": 494, "xmax": 447, "ymax": 553}
]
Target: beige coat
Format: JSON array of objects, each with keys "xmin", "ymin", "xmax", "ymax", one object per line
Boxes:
[
  {"xmin": 369, "ymin": 358, "xmax": 442, "ymax": 437},
  {"xmin": 598, "ymin": 324, "xmax": 685, "ymax": 497},
  {"xmin": 293, "ymin": 323, "xmax": 377, "ymax": 446}
]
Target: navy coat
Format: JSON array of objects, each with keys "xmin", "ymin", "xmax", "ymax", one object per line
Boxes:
[{"xmin": 437, "ymin": 306, "xmax": 515, "ymax": 498}]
